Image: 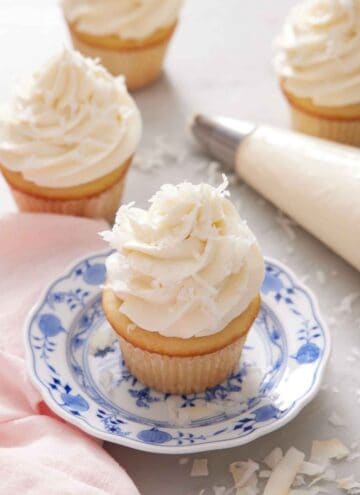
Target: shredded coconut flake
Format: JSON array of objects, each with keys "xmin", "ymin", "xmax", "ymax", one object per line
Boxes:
[
  {"xmin": 179, "ymin": 457, "xmax": 189, "ymax": 465},
  {"xmin": 316, "ymin": 271, "xmax": 326, "ymax": 285},
  {"xmin": 310, "ymin": 439, "xmax": 349, "ymax": 465},
  {"xmin": 88, "ymin": 326, "xmax": 116, "ymax": 355},
  {"xmin": 263, "ymin": 447, "xmax": 283, "ymax": 470},
  {"xmin": 190, "ymin": 459, "xmax": 209, "ymax": 477},
  {"xmin": 276, "ymin": 210, "xmax": 297, "ymax": 240},
  {"xmin": 335, "ymin": 292, "xmax": 360, "ymax": 316},
  {"xmin": 263, "ymin": 447, "xmax": 305, "ymax": 495},
  {"xmin": 299, "ymin": 461, "xmax": 325, "ymax": 476},
  {"xmin": 229, "ymin": 460, "xmax": 259, "ymax": 491},
  {"xmin": 328, "ymin": 412, "xmax": 345, "ymax": 427},
  {"xmin": 259, "ymin": 470, "xmax": 272, "ymax": 479},
  {"xmin": 337, "ymin": 476, "xmax": 360, "ymax": 494},
  {"xmin": 347, "ymin": 452, "xmax": 360, "ymax": 462}
]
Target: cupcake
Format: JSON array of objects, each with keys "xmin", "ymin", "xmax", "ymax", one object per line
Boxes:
[
  {"xmin": 0, "ymin": 49, "xmax": 142, "ymax": 221},
  {"xmin": 101, "ymin": 179, "xmax": 264, "ymax": 394},
  {"xmin": 275, "ymin": 0, "xmax": 360, "ymax": 146},
  {"xmin": 62, "ymin": 0, "xmax": 184, "ymax": 91}
]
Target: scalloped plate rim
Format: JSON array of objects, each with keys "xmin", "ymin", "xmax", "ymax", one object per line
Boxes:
[{"xmin": 24, "ymin": 250, "xmax": 331, "ymax": 454}]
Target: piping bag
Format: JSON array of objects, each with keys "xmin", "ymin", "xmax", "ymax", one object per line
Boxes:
[{"xmin": 191, "ymin": 114, "xmax": 360, "ymax": 271}]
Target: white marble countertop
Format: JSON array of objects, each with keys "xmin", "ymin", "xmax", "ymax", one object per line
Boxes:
[{"xmin": 1, "ymin": 1, "xmax": 359, "ymax": 494}]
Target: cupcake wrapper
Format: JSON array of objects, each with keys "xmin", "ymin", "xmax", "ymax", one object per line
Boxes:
[
  {"xmin": 119, "ymin": 335, "xmax": 247, "ymax": 394},
  {"xmin": 69, "ymin": 30, "xmax": 171, "ymax": 91},
  {"xmin": 289, "ymin": 105, "xmax": 360, "ymax": 146},
  {"xmin": 10, "ymin": 174, "xmax": 126, "ymax": 223}
]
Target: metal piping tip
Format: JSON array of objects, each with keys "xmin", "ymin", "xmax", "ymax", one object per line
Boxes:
[{"xmin": 190, "ymin": 114, "xmax": 256, "ymax": 168}]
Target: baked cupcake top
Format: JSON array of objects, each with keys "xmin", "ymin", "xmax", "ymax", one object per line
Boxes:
[
  {"xmin": 62, "ymin": 0, "xmax": 183, "ymax": 40},
  {"xmin": 275, "ymin": 0, "xmax": 360, "ymax": 107},
  {"xmin": 101, "ymin": 178, "xmax": 264, "ymax": 339},
  {"xmin": 0, "ymin": 49, "xmax": 142, "ymax": 188}
]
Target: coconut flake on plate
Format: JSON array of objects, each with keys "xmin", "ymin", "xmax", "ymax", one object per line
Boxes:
[
  {"xmin": 88, "ymin": 326, "xmax": 116, "ymax": 355},
  {"xmin": 263, "ymin": 447, "xmax": 305, "ymax": 495},
  {"xmin": 190, "ymin": 458, "xmax": 209, "ymax": 477}
]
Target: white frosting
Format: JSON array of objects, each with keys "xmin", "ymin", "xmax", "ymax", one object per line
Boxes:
[
  {"xmin": 62, "ymin": 0, "xmax": 183, "ymax": 40},
  {"xmin": 0, "ymin": 49, "xmax": 142, "ymax": 188},
  {"xmin": 102, "ymin": 179, "xmax": 264, "ymax": 339},
  {"xmin": 236, "ymin": 125, "xmax": 360, "ymax": 271},
  {"xmin": 275, "ymin": 0, "xmax": 360, "ymax": 106}
]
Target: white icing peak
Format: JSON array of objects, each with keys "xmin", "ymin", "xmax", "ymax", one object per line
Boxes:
[
  {"xmin": 275, "ymin": 0, "xmax": 360, "ymax": 106},
  {"xmin": 0, "ymin": 49, "xmax": 142, "ymax": 188},
  {"xmin": 102, "ymin": 179, "xmax": 264, "ymax": 338},
  {"xmin": 62, "ymin": 0, "xmax": 183, "ymax": 40}
]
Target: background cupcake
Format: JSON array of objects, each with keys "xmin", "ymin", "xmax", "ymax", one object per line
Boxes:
[
  {"xmin": 62, "ymin": 0, "xmax": 184, "ymax": 91},
  {"xmin": 0, "ymin": 49, "xmax": 142, "ymax": 221},
  {"xmin": 101, "ymin": 179, "xmax": 264, "ymax": 394},
  {"xmin": 275, "ymin": 0, "xmax": 360, "ymax": 146}
]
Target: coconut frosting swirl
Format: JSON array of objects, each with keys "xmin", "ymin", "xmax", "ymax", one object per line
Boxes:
[
  {"xmin": 0, "ymin": 49, "xmax": 142, "ymax": 188},
  {"xmin": 275, "ymin": 0, "xmax": 360, "ymax": 106},
  {"xmin": 62, "ymin": 0, "xmax": 183, "ymax": 40},
  {"xmin": 102, "ymin": 179, "xmax": 264, "ymax": 339}
]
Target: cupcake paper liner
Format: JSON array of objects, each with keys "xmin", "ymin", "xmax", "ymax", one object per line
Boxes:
[
  {"xmin": 69, "ymin": 28, "xmax": 172, "ymax": 91},
  {"xmin": 10, "ymin": 174, "xmax": 126, "ymax": 223},
  {"xmin": 289, "ymin": 105, "xmax": 360, "ymax": 146},
  {"xmin": 119, "ymin": 334, "xmax": 247, "ymax": 394}
]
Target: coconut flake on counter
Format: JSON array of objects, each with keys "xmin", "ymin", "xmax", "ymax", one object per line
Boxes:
[
  {"xmin": 310, "ymin": 439, "xmax": 350, "ymax": 465},
  {"xmin": 259, "ymin": 470, "xmax": 272, "ymax": 479},
  {"xmin": 190, "ymin": 458, "xmax": 209, "ymax": 477},
  {"xmin": 298, "ymin": 462, "xmax": 324, "ymax": 476},
  {"xmin": 289, "ymin": 488, "xmax": 328, "ymax": 495},
  {"xmin": 263, "ymin": 447, "xmax": 305, "ymax": 495},
  {"xmin": 315, "ymin": 271, "xmax": 326, "ymax": 285},
  {"xmin": 275, "ymin": 210, "xmax": 297, "ymax": 240},
  {"xmin": 335, "ymin": 292, "xmax": 360, "ymax": 316},
  {"xmin": 337, "ymin": 476, "xmax": 360, "ymax": 494},
  {"xmin": 179, "ymin": 457, "xmax": 189, "ymax": 465},
  {"xmin": 328, "ymin": 412, "xmax": 346, "ymax": 427},
  {"xmin": 263, "ymin": 447, "xmax": 283, "ymax": 470},
  {"xmin": 212, "ymin": 486, "xmax": 227, "ymax": 495},
  {"xmin": 133, "ymin": 136, "xmax": 185, "ymax": 173},
  {"xmin": 347, "ymin": 452, "xmax": 360, "ymax": 462},
  {"xmin": 229, "ymin": 460, "xmax": 259, "ymax": 494}
]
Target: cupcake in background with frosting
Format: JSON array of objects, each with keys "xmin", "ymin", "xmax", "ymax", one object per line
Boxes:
[
  {"xmin": 0, "ymin": 49, "xmax": 142, "ymax": 221},
  {"xmin": 62, "ymin": 0, "xmax": 184, "ymax": 91},
  {"xmin": 275, "ymin": 0, "xmax": 360, "ymax": 145},
  {"xmin": 101, "ymin": 178, "xmax": 264, "ymax": 394}
]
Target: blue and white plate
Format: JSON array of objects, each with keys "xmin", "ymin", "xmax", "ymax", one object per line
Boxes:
[{"xmin": 25, "ymin": 252, "xmax": 330, "ymax": 454}]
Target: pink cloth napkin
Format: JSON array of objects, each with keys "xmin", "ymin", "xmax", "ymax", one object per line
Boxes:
[{"xmin": 0, "ymin": 213, "xmax": 140, "ymax": 495}]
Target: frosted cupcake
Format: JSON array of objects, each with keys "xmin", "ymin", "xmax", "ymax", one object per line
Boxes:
[
  {"xmin": 62, "ymin": 0, "xmax": 183, "ymax": 91},
  {"xmin": 0, "ymin": 49, "xmax": 142, "ymax": 221},
  {"xmin": 101, "ymin": 179, "xmax": 264, "ymax": 394},
  {"xmin": 275, "ymin": 0, "xmax": 360, "ymax": 145}
]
